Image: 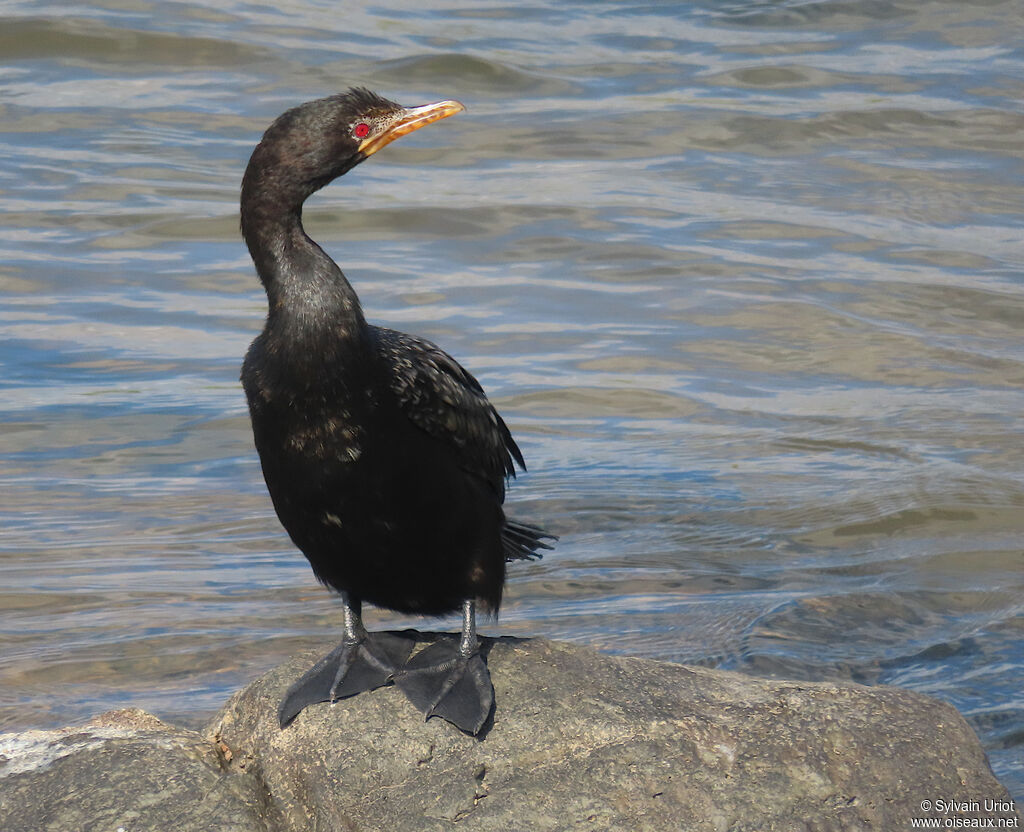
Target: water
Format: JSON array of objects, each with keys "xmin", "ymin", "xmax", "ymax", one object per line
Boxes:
[{"xmin": 1, "ymin": 0, "xmax": 1022, "ymax": 800}]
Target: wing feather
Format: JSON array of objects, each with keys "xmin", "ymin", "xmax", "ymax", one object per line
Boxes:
[{"xmin": 372, "ymin": 327, "xmax": 524, "ymax": 492}]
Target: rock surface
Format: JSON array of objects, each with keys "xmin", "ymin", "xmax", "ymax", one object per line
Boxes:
[
  {"xmin": 0, "ymin": 708, "xmax": 263, "ymax": 832},
  {"xmin": 1, "ymin": 636, "xmax": 1018, "ymax": 832},
  {"xmin": 210, "ymin": 634, "xmax": 1018, "ymax": 832}
]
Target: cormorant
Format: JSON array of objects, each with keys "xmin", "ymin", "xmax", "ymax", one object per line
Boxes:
[{"xmin": 240, "ymin": 88, "xmax": 554, "ymax": 735}]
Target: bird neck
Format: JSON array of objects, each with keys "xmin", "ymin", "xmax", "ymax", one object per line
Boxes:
[{"xmin": 240, "ymin": 178, "xmax": 367, "ymax": 349}]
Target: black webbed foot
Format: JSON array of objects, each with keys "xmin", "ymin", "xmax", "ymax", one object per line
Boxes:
[
  {"xmin": 278, "ymin": 631, "xmax": 415, "ymax": 728},
  {"xmin": 395, "ymin": 637, "xmax": 494, "ymax": 735}
]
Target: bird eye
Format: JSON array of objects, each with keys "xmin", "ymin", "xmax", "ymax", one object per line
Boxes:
[{"xmin": 353, "ymin": 122, "xmax": 370, "ymax": 139}]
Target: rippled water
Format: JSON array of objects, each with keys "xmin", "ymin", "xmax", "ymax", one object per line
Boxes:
[{"xmin": 1, "ymin": 0, "xmax": 1022, "ymax": 800}]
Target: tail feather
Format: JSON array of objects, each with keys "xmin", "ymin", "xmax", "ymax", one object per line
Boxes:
[{"xmin": 502, "ymin": 519, "xmax": 557, "ymax": 562}]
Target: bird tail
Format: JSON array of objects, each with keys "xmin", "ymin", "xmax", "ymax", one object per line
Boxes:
[{"xmin": 502, "ymin": 519, "xmax": 557, "ymax": 562}]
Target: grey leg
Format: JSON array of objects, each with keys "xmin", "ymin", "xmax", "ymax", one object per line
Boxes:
[
  {"xmin": 342, "ymin": 592, "xmax": 367, "ymax": 642},
  {"xmin": 459, "ymin": 598, "xmax": 477, "ymax": 656}
]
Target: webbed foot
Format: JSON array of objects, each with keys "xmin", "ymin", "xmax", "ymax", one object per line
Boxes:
[
  {"xmin": 278, "ymin": 631, "xmax": 414, "ymax": 728},
  {"xmin": 395, "ymin": 637, "xmax": 494, "ymax": 735}
]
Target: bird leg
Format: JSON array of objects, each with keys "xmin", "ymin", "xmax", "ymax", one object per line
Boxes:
[
  {"xmin": 278, "ymin": 592, "xmax": 414, "ymax": 728},
  {"xmin": 394, "ymin": 599, "xmax": 494, "ymax": 735}
]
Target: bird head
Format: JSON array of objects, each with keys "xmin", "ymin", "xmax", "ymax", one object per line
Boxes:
[{"xmin": 244, "ymin": 87, "xmax": 465, "ymax": 204}]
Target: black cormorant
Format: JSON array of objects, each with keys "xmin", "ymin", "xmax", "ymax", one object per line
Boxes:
[{"xmin": 240, "ymin": 88, "xmax": 554, "ymax": 735}]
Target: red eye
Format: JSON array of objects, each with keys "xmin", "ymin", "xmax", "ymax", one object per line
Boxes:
[{"xmin": 353, "ymin": 122, "xmax": 370, "ymax": 139}]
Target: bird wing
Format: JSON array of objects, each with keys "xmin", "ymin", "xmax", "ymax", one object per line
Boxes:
[{"xmin": 371, "ymin": 326, "xmax": 525, "ymax": 491}]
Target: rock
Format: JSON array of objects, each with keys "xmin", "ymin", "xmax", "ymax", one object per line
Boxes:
[
  {"xmin": 208, "ymin": 634, "xmax": 1019, "ymax": 832},
  {"xmin": 1, "ymin": 638, "xmax": 1016, "ymax": 831},
  {"xmin": 0, "ymin": 708, "xmax": 264, "ymax": 832}
]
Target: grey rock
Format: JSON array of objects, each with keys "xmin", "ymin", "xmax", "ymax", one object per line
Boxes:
[
  {"xmin": 1, "ymin": 638, "xmax": 1016, "ymax": 831},
  {"xmin": 0, "ymin": 708, "xmax": 265, "ymax": 832},
  {"xmin": 207, "ymin": 634, "xmax": 1020, "ymax": 832}
]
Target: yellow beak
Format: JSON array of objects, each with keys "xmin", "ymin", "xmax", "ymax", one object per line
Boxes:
[{"xmin": 358, "ymin": 99, "xmax": 465, "ymax": 158}]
